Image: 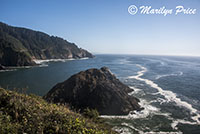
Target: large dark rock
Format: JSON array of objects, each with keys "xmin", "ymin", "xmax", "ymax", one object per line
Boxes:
[
  {"xmin": 0, "ymin": 22, "xmax": 94, "ymax": 67},
  {"xmin": 44, "ymin": 67, "xmax": 141, "ymax": 115}
]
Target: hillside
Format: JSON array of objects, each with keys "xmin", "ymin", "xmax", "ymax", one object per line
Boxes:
[
  {"xmin": 44, "ymin": 67, "xmax": 141, "ymax": 115},
  {"xmin": 0, "ymin": 22, "xmax": 93, "ymax": 67},
  {"xmin": 0, "ymin": 88, "xmax": 116, "ymax": 134}
]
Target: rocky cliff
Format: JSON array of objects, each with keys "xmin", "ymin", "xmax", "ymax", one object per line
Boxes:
[
  {"xmin": 0, "ymin": 22, "xmax": 94, "ymax": 67},
  {"xmin": 44, "ymin": 67, "xmax": 141, "ymax": 115}
]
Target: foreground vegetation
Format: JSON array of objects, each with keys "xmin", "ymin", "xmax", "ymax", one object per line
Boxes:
[{"xmin": 0, "ymin": 88, "xmax": 116, "ymax": 134}]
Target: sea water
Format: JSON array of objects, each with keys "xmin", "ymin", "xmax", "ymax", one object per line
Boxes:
[{"xmin": 0, "ymin": 54, "xmax": 200, "ymax": 133}]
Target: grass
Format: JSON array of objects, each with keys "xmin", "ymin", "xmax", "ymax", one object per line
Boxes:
[{"xmin": 0, "ymin": 88, "xmax": 116, "ymax": 134}]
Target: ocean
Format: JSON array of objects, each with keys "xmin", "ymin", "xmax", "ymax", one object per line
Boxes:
[{"xmin": 0, "ymin": 54, "xmax": 200, "ymax": 134}]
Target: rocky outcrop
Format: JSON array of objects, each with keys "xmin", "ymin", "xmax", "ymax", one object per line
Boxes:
[
  {"xmin": 44, "ymin": 67, "xmax": 142, "ymax": 115},
  {"xmin": 0, "ymin": 22, "xmax": 94, "ymax": 67},
  {"xmin": 0, "ymin": 39, "xmax": 36, "ymax": 66}
]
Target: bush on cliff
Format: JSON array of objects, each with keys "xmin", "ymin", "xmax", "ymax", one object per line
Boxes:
[{"xmin": 0, "ymin": 88, "xmax": 116, "ymax": 134}]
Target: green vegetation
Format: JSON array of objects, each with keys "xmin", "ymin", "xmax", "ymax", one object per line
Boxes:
[
  {"xmin": 0, "ymin": 88, "xmax": 116, "ymax": 134},
  {"xmin": 83, "ymin": 108, "xmax": 99, "ymax": 120},
  {"xmin": 0, "ymin": 22, "xmax": 93, "ymax": 67}
]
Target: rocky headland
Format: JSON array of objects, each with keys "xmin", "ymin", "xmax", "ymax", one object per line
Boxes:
[
  {"xmin": 44, "ymin": 67, "xmax": 142, "ymax": 115},
  {"xmin": 0, "ymin": 22, "xmax": 94, "ymax": 68}
]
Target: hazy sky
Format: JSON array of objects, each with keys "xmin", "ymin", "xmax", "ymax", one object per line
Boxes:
[{"xmin": 1, "ymin": 0, "xmax": 200, "ymax": 56}]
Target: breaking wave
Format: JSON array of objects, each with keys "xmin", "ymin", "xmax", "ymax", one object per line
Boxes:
[
  {"xmin": 33, "ymin": 57, "xmax": 89, "ymax": 67},
  {"xmin": 114, "ymin": 123, "xmax": 183, "ymax": 134},
  {"xmin": 128, "ymin": 64, "xmax": 200, "ymax": 127},
  {"xmin": 33, "ymin": 58, "xmax": 75, "ymax": 64}
]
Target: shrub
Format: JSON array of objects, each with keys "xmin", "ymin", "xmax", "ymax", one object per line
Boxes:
[{"xmin": 0, "ymin": 88, "xmax": 116, "ymax": 134}]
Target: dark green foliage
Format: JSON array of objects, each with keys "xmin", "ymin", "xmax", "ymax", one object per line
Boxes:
[
  {"xmin": 0, "ymin": 22, "xmax": 93, "ymax": 66},
  {"xmin": 83, "ymin": 108, "xmax": 99, "ymax": 120},
  {"xmin": 0, "ymin": 88, "xmax": 116, "ymax": 134}
]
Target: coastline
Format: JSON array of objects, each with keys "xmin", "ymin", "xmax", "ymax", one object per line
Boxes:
[
  {"xmin": 33, "ymin": 57, "xmax": 89, "ymax": 64},
  {"xmin": 0, "ymin": 57, "xmax": 90, "ymax": 73}
]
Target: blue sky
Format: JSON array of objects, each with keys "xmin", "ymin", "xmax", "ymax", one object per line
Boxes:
[{"xmin": 1, "ymin": 0, "xmax": 200, "ymax": 56}]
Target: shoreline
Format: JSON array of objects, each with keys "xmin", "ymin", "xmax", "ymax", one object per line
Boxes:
[
  {"xmin": 33, "ymin": 57, "xmax": 89, "ymax": 64},
  {"xmin": 0, "ymin": 57, "xmax": 90, "ymax": 72}
]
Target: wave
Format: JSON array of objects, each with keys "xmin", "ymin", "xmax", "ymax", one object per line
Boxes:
[
  {"xmin": 116, "ymin": 123, "xmax": 183, "ymax": 134},
  {"xmin": 0, "ymin": 57, "xmax": 89, "ymax": 72},
  {"xmin": 0, "ymin": 66, "xmax": 32, "ymax": 73},
  {"xmin": 128, "ymin": 86, "xmax": 142, "ymax": 95},
  {"xmin": 38, "ymin": 64, "xmax": 48, "ymax": 67},
  {"xmin": 33, "ymin": 58, "xmax": 75, "ymax": 64},
  {"xmin": 101, "ymin": 64, "xmax": 199, "ymax": 132},
  {"xmin": 150, "ymin": 97, "xmax": 167, "ymax": 105},
  {"xmin": 33, "ymin": 57, "xmax": 89, "ymax": 65},
  {"xmin": 101, "ymin": 99, "xmax": 162, "ymax": 119},
  {"xmin": 155, "ymin": 72, "xmax": 183, "ymax": 80},
  {"xmin": 128, "ymin": 64, "xmax": 200, "ymax": 127},
  {"xmin": 0, "ymin": 69, "xmax": 17, "ymax": 72},
  {"xmin": 79, "ymin": 57, "xmax": 89, "ymax": 60}
]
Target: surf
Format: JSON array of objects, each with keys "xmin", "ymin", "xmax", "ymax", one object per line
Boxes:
[{"xmin": 128, "ymin": 64, "xmax": 200, "ymax": 127}]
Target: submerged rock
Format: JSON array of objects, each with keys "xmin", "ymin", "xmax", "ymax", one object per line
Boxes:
[{"xmin": 44, "ymin": 67, "xmax": 142, "ymax": 115}]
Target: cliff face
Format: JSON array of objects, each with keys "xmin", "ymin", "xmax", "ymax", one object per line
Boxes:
[
  {"xmin": 44, "ymin": 67, "xmax": 141, "ymax": 115},
  {"xmin": 0, "ymin": 22, "xmax": 94, "ymax": 67}
]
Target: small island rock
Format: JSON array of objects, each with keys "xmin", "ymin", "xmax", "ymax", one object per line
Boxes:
[{"xmin": 44, "ymin": 67, "xmax": 142, "ymax": 115}]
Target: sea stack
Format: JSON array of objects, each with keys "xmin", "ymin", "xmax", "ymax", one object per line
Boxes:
[{"xmin": 44, "ymin": 67, "xmax": 141, "ymax": 115}]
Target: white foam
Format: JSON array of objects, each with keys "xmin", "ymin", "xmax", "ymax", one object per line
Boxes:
[
  {"xmin": 113, "ymin": 126, "xmax": 132, "ymax": 134},
  {"xmin": 38, "ymin": 64, "xmax": 48, "ymax": 67},
  {"xmin": 79, "ymin": 57, "xmax": 89, "ymax": 60},
  {"xmin": 33, "ymin": 58, "xmax": 74, "ymax": 64},
  {"xmin": 155, "ymin": 72, "xmax": 183, "ymax": 80},
  {"xmin": 128, "ymin": 86, "xmax": 142, "ymax": 95},
  {"xmin": 128, "ymin": 99, "xmax": 160, "ymax": 119},
  {"xmin": 171, "ymin": 118, "xmax": 198, "ymax": 131},
  {"xmin": 119, "ymin": 122, "xmax": 183, "ymax": 134},
  {"xmin": 150, "ymin": 98, "xmax": 167, "ymax": 105},
  {"xmin": 141, "ymin": 131, "xmax": 182, "ymax": 134},
  {"xmin": 128, "ymin": 64, "xmax": 200, "ymax": 127},
  {"xmin": 33, "ymin": 57, "xmax": 89, "ymax": 65},
  {"xmin": 101, "ymin": 85, "xmax": 170, "ymax": 120},
  {"xmin": 101, "ymin": 99, "xmax": 160, "ymax": 119},
  {"xmin": 0, "ymin": 66, "xmax": 33, "ymax": 73},
  {"xmin": 0, "ymin": 69, "xmax": 17, "ymax": 72},
  {"xmin": 171, "ymin": 120, "xmax": 179, "ymax": 130}
]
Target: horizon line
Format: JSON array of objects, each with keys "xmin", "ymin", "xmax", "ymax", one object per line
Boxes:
[{"xmin": 92, "ymin": 53, "xmax": 200, "ymax": 58}]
